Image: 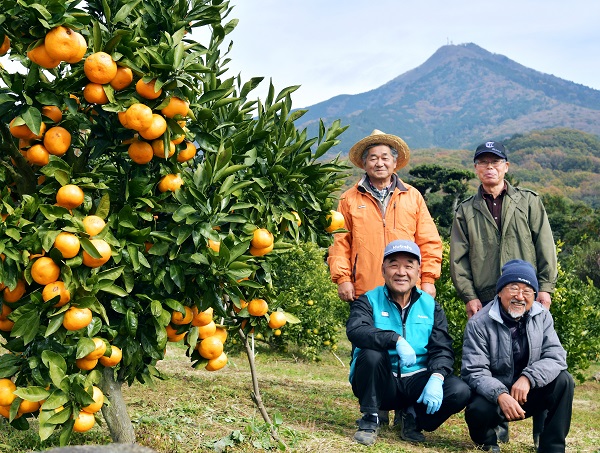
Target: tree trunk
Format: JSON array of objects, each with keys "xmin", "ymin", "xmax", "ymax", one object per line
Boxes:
[{"xmin": 100, "ymin": 367, "xmax": 136, "ymax": 443}]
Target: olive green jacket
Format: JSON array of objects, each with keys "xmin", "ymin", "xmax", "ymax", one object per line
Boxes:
[{"xmin": 450, "ymin": 182, "xmax": 557, "ymax": 303}]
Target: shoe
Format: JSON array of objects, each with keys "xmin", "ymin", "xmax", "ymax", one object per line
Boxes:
[
  {"xmin": 477, "ymin": 444, "xmax": 501, "ymax": 452},
  {"xmin": 353, "ymin": 414, "xmax": 379, "ymax": 446},
  {"xmin": 378, "ymin": 409, "xmax": 390, "ymax": 426},
  {"xmin": 494, "ymin": 422, "xmax": 509, "ymax": 443},
  {"xmin": 399, "ymin": 411, "xmax": 425, "ymax": 443}
]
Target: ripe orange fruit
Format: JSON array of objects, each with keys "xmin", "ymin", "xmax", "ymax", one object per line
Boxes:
[
  {"xmin": 86, "ymin": 338, "xmax": 107, "ymax": 360},
  {"xmin": 82, "ymin": 215, "xmax": 106, "ymax": 237},
  {"xmin": 45, "ymin": 26, "xmax": 87, "ymax": 63},
  {"xmin": 82, "ymin": 239, "xmax": 111, "ymax": 268},
  {"xmin": 197, "ymin": 320, "xmax": 217, "ymax": 339},
  {"xmin": 0, "ymin": 379, "xmax": 17, "ymax": 406},
  {"xmin": 151, "ymin": 139, "xmax": 175, "ymax": 158},
  {"xmin": 99, "ymin": 345, "xmax": 122, "ymax": 367},
  {"xmin": 268, "ymin": 311, "xmax": 287, "ymax": 329},
  {"xmin": 0, "ymin": 35, "xmax": 10, "ymax": 56},
  {"xmin": 136, "ymin": 78, "xmax": 162, "ymax": 99},
  {"xmin": 127, "ymin": 140, "xmax": 153, "ymax": 164},
  {"xmin": 205, "ymin": 352, "xmax": 228, "ymax": 371},
  {"xmin": 125, "ymin": 103, "xmax": 153, "ymax": 131},
  {"xmin": 31, "ymin": 257, "xmax": 61, "ymax": 285},
  {"xmin": 117, "ymin": 111, "xmax": 131, "ymax": 128},
  {"xmin": 0, "ymin": 303, "xmax": 12, "ymax": 320},
  {"xmin": 26, "ymin": 144, "xmax": 50, "ymax": 166},
  {"xmin": 161, "ymin": 97, "xmax": 189, "ymax": 118},
  {"xmin": 27, "ymin": 43, "xmax": 60, "ymax": 69},
  {"xmin": 139, "ymin": 114, "xmax": 167, "ymax": 140},
  {"xmin": 191, "ymin": 306, "xmax": 213, "ymax": 327},
  {"xmin": 207, "ymin": 239, "xmax": 220, "ymax": 253},
  {"xmin": 73, "ymin": 410, "xmax": 96, "ymax": 432},
  {"xmin": 325, "ymin": 210, "xmax": 345, "ymax": 232},
  {"xmin": 3, "ymin": 280, "xmax": 26, "ymax": 303},
  {"xmin": 56, "ymin": 184, "xmax": 84, "ymax": 210},
  {"xmin": 82, "ymin": 386, "xmax": 104, "ymax": 413},
  {"xmin": 63, "ymin": 307, "xmax": 93, "ymax": 331},
  {"xmin": 197, "ymin": 336, "xmax": 223, "ymax": 360},
  {"xmin": 247, "ymin": 298, "xmax": 269, "ymax": 317},
  {"xmin": 0, "ymin": 318, "xmax": 14, "ymax": 332},
  {"xmin": 166, "ymin": 324, "xmax": 186, "ymax": 342},
  {"xmin": 53, "ymin": 232, "xmax": 80, "ymax": 258},
  {"xmin": 171, "ymin": 306, "xmax": 193, "ymax": 325},
  {"xmin": 84, "ymin": 52, "xmax": 117, "ymax": 84},
  {"xmin": 172, "ymin": 132, "xmax": 186, "ymax": 145},
  {"xmin": 43, "ymin": 126, "xmax": 71, "ymax": 156},
  {"xmin": 233, "ymin": 299, "xmax": 248, "ymax": 313},
  {"xmin": 213, "ymin": 326, "xmax": 228, "ymax": 344},
  {"xmin": 251, "ymin": 228, "xmax": 274, "ymax": 249},
  {"xmin": 18, "ymin": 399, "xmax": 41, "ymax": 414},
  {"xmin": 109, "ymin": 66, "xmax": 133, "ymax": 90},
  {"xmin": 83, "ymin": 82, "xmax": 109, "ymax": 104},
  {"xmin": 157, "ymin": 173, "xmax": 183, "ymax": 193},
  {"xmin": 177, "ymin": 141, "xmax": 197, "ymax": 162},
  {"xmin": 42, "ymin": 281, "xmax": 70, "ymax": 307},
  {"xmin": 41, "ymin": 105, "xmax": 63, "ymax": 123},
  {"xmin": 75, "ymin": 357, "xmax": 97, "ymax": 370},
  {"xmin": 10, "ymin": 118, "xmax": 46, "ymax": 140},
  {"xmin": 249, "ymin": 243, "xmax": 274, "ymax": 257}
]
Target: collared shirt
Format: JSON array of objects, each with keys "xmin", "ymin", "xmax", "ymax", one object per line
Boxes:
[
  {"xmin": 481, "ymin": 182, "xmax": 507, "ymax": 229},
  {"xmin": 367, "ymin": 177, "xmax": 393, "ymax": 203}
]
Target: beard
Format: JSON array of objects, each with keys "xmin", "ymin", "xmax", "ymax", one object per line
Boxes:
[{"xmin": 506, "ymin": 298, "xmax": 527, "ymax": 319}]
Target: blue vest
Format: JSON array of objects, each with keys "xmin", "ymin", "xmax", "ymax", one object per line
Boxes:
[{"xmin": 349, "ymin": 286, "xmax": 436, "ymax": 382}]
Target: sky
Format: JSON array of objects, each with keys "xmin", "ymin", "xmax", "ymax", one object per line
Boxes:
[{"xmin": 214, "ymin": 0, "xmax": 600, "ymax": 108}]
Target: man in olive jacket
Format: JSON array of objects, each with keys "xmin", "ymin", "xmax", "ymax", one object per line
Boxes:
[{"xmin": 461, "ymin": 260, "xmax": 573, "ymax": 453}]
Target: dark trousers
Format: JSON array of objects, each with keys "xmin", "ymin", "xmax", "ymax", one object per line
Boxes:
[
  {"xmin": 351, "ymin": 348, "xmax": 471, "ymax": 432},
  {"xmin": 464, "ymin": 370, "xmax": 574, "ymax": 452}
]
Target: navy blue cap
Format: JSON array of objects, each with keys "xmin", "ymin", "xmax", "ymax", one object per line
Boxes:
[
  {"xmin": 383, "ymin": 240, "xmax": 421, "ymax": 263},
  {"xmin": 496, "ymin": 259, "xmax": 539, "ymax": 295},
  {"xmin": 474, "ymin": 141, "xmax": 508, "ymax": 161}
]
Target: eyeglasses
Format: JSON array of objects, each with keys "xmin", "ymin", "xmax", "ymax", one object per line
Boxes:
[
  {"xmin": 475, "ymin": 159, "xmax": 506, "ymax": 168},
  {"xmin": 505, "ymin": 285, "xmax": 535, "ymax": 298}
]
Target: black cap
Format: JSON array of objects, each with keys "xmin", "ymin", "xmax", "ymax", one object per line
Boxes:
[{"xmin": 474, "ymin": 141, "xmax": 508, "ymax": 161}]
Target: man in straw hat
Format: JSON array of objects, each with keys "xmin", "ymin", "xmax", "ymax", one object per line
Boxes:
[{"xmin": 328, "ymin": 130, "xmax": 442, "ymax": 303}]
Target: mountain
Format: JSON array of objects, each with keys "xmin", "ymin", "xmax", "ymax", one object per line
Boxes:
[{"xmin": 297, "ymin": 43, "xmax": 600, "ymax": 153}]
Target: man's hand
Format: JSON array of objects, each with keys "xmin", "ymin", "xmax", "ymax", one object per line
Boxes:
[
  {"xmin": 465, "ymin": 299, "xmax": 483, "ymax": 318},
  {"xmin": 510, "ymin": 375, "xmax": 531, "ymax": 405},
  {"xmin": 497, "ymin": 392, "xmax": 526, "ymax": 421},
  {"xmin": 417, "ymin": 374, "xmax": 444, "ymax": 414},
  {"xmin": 395, "ymin": 337, "xmax": 416, "ymax": 368},
  {"xmin": 421, "ymin": 282, "xmax": 436, "ymax": 298},
  {"xmin": 337, "ymin": 282, "xmax": 355, "ymax": 302},
  {"xmin": 537, "ymin": 291, "xmax": 552, "ymax": 309}
]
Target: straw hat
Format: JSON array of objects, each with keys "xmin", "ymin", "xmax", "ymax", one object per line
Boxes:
[{"xmin": 348, "ymin": 130, "xmax": 410, "ymax": 170}]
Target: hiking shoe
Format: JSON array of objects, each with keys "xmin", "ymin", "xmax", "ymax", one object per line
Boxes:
[
  {"xmin": 377, "ymin": 409, "xmax": 390, "ymax": 426},
  {"xmin": 494, "ymin": 422, "xmax": 509, "ymax": 443},
  {"xmin": 399, "ymin": 411, "xmax": 425, "ymax": 443},
  {"xmin": 353, "ymin": 414, "xmax": 379, "ymax": 446}
]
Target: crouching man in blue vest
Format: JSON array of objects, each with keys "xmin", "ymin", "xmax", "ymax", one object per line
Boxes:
[{"xmin": 347, "ymin": 239, "xmax": 471, "ymax": 446}]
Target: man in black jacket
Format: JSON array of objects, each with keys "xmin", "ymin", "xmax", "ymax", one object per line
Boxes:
[{"xmin": 346, "ymin": 239, "xmax": 471, "ymax": 446}]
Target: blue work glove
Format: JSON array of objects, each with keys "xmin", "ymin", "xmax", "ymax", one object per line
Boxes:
[
  {"xmin": 395, "ymin": 337, "xmax": 416, "ymax": 368},
  {"xmin": 417, "ymin": 374, "xmax": 444, "ymax": 414}
]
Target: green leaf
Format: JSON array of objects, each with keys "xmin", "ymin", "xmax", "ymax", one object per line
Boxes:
[
  {"xmin": 21, "ymin": 107, "xmax": 43, "ymax": 136},
  {"xmin": 100, "ymin": 284, "xmax": 128, "ymax": 297},
  {"xmin": 113, "ymin": 0, "xmax": 142, "ymax": 23},
  {"xmin": 14, "ymin": 386, "xmax": 50, "ymax": 402},
  {"xmin": 11, "ymin": 308, "xmax": 40, "ymax": 345},
  {"xmin": 76, "ymin": 337, "xmax": 96, "ymax": 359}
]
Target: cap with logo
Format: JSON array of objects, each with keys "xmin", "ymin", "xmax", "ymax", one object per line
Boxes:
[
  {"xmin": 474, "ymin": 141, "xmax": 508, "ymax": 161},
  {"xmin": 383, "ymin": 240, "xmax": 421, "ymax": 263}
]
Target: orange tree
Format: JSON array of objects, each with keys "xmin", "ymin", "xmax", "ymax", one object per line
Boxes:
[{"xmin": 0, "ymin": 0, "xmax": 348, "ymax": 446}]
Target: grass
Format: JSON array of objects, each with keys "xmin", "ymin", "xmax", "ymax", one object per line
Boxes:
[{"xmin": 1, "ymin": 337, "xmax": 599, "ymax": 452}]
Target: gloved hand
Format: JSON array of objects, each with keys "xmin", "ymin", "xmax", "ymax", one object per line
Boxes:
[
  {"xmin": 395, "ymin": 337, "xmax": 416, "ymax": 368},
  {"xmin": 417, "ymin": 374, "xmax": 444, "ymax": 414}
]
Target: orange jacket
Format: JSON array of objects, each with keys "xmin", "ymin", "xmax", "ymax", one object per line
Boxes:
[{"xmin": 328, "ymin": 176, "xmax": 442, "ymax": 297}]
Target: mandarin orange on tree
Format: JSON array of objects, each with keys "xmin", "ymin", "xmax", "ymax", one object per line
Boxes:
[
  {"xmin": 138, "ymin": 114, "xmax": 167, "ymax": 140},
  {"xmin": 42, "ymin": 281, "xmax": 70, "ymax": 307},
  {"xmin": 45, "ymin": 26, "xmax": 87, "ymax": 63},
  {"xmin": 82, "ymin": 386, "xmax": 104, "ymax": 413},
  {"xmin": 63, "ymin": 307, "xmax": 93, "ymax": 331},
  {"xmin": 0, "ymin": 318, "xmax": 14, "ymax": 332},
  {"xmin": 56, "ymin": 184, "xmax": 84, "ymax": 209},
  {"xmin": 165, "ymin": 324, "xmax": 186, "ymax": 342},
  {"xmin": 10, "ymin": 118, "xmax": 46, "ymax": 140},
  {"xmin": 171, "ymin": 306, "xmax": 193, "ymax": 325},
  {"xmin": 268, "ymin": 311, "xmax": 287, "ymax": 329},
  {"xmin": 191, "ymin": 306, "xmax": 213, "ymax": 327},
  {"xmin": 125, "ymin": 103, "xmax": 153, "ymax": 131},
  {"xmin": 251, "ymin": 228, "xmax": 274, "ymax": 249},
  {"xmin": 53, "ymin": 232, "xmax": 81, "ymax": 258},
  {"xmin": 247, "ymin": 298, "xmax": 269, "ymax": 316},
  {"xmin": 99, "ymin": 345, "xmax": 122, "ymax": 367},
  {"xmin": 109, "ymin": 66, "xmax": 133, "ymax": 90},
  {"xmin": 0, "ymin": 35, "xmax": 10, "ymax": 56},
  {"xmin": 26, "ymin": 144, "xmax": 50, "ymax": 166},
  {"xmin": 161, "ymin": 96, "xmax": 189, "ymax": 118},
  {"xmin": 325, "ymin": 210, "xmax": 345, "ymax": 232},
  {"xmin": 86, "ymin": 338, "xmax": 107, "ymax": 360},
  {"xmin": 0, "ymin": 379, "xmax": 17, "ymax": 406},
  {"xmin": 18, "ymin": 399, "xmax": 41, "ymax": 415},
  {"xmin": 197, "ymin": 336, "xmax": 223, "ymax": 360},
  {"xmin": 31, "ymin": 256, "xmax": 61, "ymax": 285},
  {"xmin": 84, "ymin": 51, "xmax": 117, "ymax": 84},
  {"xmin": 3, "ymin": 279, "xmax": 26, "ymax": 303},
  {"xmin": 27, "ymin": 43, "xmax": 60, "ymax": 69},
  {"xmin": 151, "ymin": 138, "xmax": 175, "ymax": 158},
  {"xmin": 76, "ymin": 357, "xmax": 98, "ymax": 370},
  {"xmin": 82, "ymin": 215, "xmax": 106, "ymax": 236},
  {"xmin": 83, "ymin": 82, "xmax": 109, "ymax": 104},
  {"xmin": 205, "ymin": 352, "xmax": 228, "ymax": 371},
  {"xmin": 177, "ymin": 141, "xmax": 197, "ymax": 162},
  {"xmin": 213, "ymin": 326, "xmax": 228, "ymax": 344},
  {"xmin": 128, "ymin": 140, "xmax": 154, "ymax": 164},
  {"xmin": 249, "ymin": 243, "xmax": 274, "ymax": 257},
  {"xmin": 82, "ymin": 239, "xmax": 111, "ymax": 268},
  {"xmin": 157, "ymin": 174, "xmax": 183, "ymax": 193},
  {"xmin": 41, "ymin": 105, "xmax": 63, "ymax": 123},
  {"xmin": 73, "ymin": 410, "xmax": 96, "ymax": 432},
  {"xmin": 197, "ymin": 320, "xmax": 216, "ymax": 339},
  {"xmin": 135, "ymin": 78, "xmax": 162, "ymax": 99},
  {"xmin": 43, "ymin": 126, "xmax": 71, "ymax": 156}
]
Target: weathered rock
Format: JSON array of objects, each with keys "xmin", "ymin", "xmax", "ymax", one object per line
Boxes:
[
  {"xmin": 592, "ymin": 372, "xmax": 600, "ymax": 382},
  {"xmin": 30, "ymin": 445, "xmax": 158, "ymax": 453}
]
